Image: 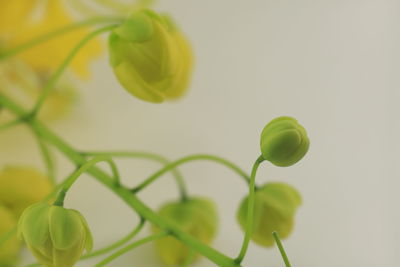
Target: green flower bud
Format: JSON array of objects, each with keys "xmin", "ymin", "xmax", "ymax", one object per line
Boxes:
[
  {"xmin": 237, "ymin": 182, "xmax": 301, "ymax": 247},
  {"xmin": 109, "ymin": 9, "xmax": 193, "ymax": 103},
  {"xmin": 0, "ymin": 166, "xmax": 53, "ymax": 217},
  {"xmin": 17, "ymin": 203, "xmax": 93, "ymax": 267},
  {"xmin": 0, "ymin": 205, "xmax": 20, "ymax": 267},
  {"xmin": 152, "ymin": 197, "xmax": 218, "ymax": 265},
  {"xmin": 260, "ymin": 116, "xmax": 309, "ymax": 167}
]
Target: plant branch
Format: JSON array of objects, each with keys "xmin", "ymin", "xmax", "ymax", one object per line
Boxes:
[
  {"xmin": 83, "ymin": 150, "xmax": 189, "ymax": 201},
  {"xmin": 0, "ymin": 17, "xmax": 122, "ymax": 61},
  {"xmin": 131, "ymin": 154, "xmax": 251, "ymax": 194}
]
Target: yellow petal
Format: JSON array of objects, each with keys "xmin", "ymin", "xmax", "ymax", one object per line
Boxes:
[
  {"xmin": 7, "ymin": 0, "xmax": 102, "ymax": 79},
  {"xmin": 0, "ymin": 0, "xmax": 38, "ymax": 36}
]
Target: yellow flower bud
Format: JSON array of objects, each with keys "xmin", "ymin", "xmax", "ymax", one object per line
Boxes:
[
  {"xmin": 152, "ymin": 198, "xmax": 218, "ymax": 265},
  {"xmin": 0, "ymin": 166, "xmax": 53, "ymax": 217},
  {"xmin": 260, "ymin": 116, "xmax": 309, "ymax": 167},
  {"xmin": 17, "ymin": 203, "xmax": 93, "ymax": 267},
  {"xmin": 109, "ymin": 9, "xmax": 193, "ymax": 103},
  {"xmin": 237, "ymin": 182, "xmax": 301, "ymax": 247},
  {"xmin": 0, "ymin": 205, "xmax": 20, "ymax": 266}
]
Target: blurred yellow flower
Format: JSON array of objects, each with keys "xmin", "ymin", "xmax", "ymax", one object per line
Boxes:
[
  {"xmin": 0, "ymin": 205, "xmax": 20, "ymax": 266},
  {"xmin": 0, "ymin": 166, "xmax": 53, "ymax": 217},
  {"xmin": 0, "ymin": 0, "xmax": 102, "ymax": 78},
  {"xmin": 0, "ymin": 58, "xmax": 76, "ymax": 121}
]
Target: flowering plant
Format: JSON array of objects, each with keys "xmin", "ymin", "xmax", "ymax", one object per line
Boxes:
[{"xmin": 0, "ymin": 1, "xmax": 309, "ymax": 266}]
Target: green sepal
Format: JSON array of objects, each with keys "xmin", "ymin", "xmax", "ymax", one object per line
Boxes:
[
  {"xmin": 19, "ymin": 203, "xmax": 50, "ymax": 247},
  {"xmin": 260, "ymin": 116, "xmax": 309, "ymax": 167},
  {"xmin": 114, "ymin": 12, "xmax": 154, "ymax": 43},
  {"xmin": 48, "ymin": 206, "xmax": 83, "ymax": 250}
]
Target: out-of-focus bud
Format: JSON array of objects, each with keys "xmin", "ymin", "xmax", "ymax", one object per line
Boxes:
[
  {"xmin": 0, "ymin": 166, "xmax": 53, "ymax": 217},
  {"xmin": 17, "ymin": 203, "xmax": 93, "ymax": 267},
  {"xmin": 109, "ymin": 9, "xmax": 193, "ymax": 103},
  {"xmin": 152, "ymin": 197, "xmax": 218, "ymax": 265},
  {"xmin": 260, "ymin": 116, "xmax": 309, "ymax": 167},
  {"xmin": 0, "ymin": 205, "xmax": 20, "ymax": 266},
  {"xmin": 237, "ymin": 182, "xmax": 301, "ymax": 247}
]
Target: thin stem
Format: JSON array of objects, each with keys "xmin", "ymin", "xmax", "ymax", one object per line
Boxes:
[
  {"xmin": 0, "ymin": 17, "xmax": 122, "ymax": 61},
  {"xmin": 132, "ymin": 154, "xmax": 250, "ymax": 194},
  {"xmin": 0, "ymin": 118, "xmax": 22, "ymax": 131},
  {"xmin": 95, "ymin": 231, "xmax": 169, "ymax": 267},
  {"xmin": 235, "ymin": 155, "xmax": 265, "ymax": 264},
  {"xmin": 32, "ymin": 130, "xmax": 56, "ymax": 184},
  {"xmin": 0, "ymin": 228, "xmax": 17, "ymax": 249},
  {"xmin": 0, "ymin": 94, "xmax": 240, "ymax": 267},
  {"xmin": 53, "ymin": 156, "xmax": 120, "ymax": 206},
  {"xmin": 83, "ymin": 151, "xmax": 189, "ymax": 201},
  {"xmin": 273, "ymin": 231, "xmax": 292, "ymax": 267},
  {"xmin": 81, "ymin": 218, "xmax": 146, "ymax": 260},
  {"xmin": 31, "ymin": 24, "xmax": 118, "ymax": 116}
]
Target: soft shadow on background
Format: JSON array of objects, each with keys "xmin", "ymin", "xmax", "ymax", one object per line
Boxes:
[{"xmin": 1, "ymin": 0, "xmax": 399, "ymax": 266}]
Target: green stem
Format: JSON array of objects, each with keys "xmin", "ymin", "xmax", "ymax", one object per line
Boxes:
[
  {"xmin": 235, "ymin": 155, "xmax": 264, "ymax": 264},
  {"xmin": 0, "ymin": 118, "xmax": 22, "ymax": 131},
  {"xmin": 81, "ymin": 218, "xmax": 145, "ymax": 260},
  {"xmin": 31, "ymin": 24, "xmax": 118, "ymax": 116},
  {"xmin": 272, "ymin": 231, "xmax": 292, "ymax": 267},
  {"xmin": 0, "ymin": 228, "xmax": 16, "ymax": 249},
  {"xmin": 83, "ymin": 151, "xmax": 189, "ymax": 201},
  {"xmin": 0, "ymin": 17, "xmax": 122, "ymax": 61},
  {"xmin": 53, "ymin": 156, "xmax": 120, "ymax": 206},
  {"xmin": 32, "ymin": 130, "xmax": 56, "ymax": 184},
  {"xmin": 132, "ymin": 154, "xmax": 250, "ymax": 194},
  {"xmin": 0, "ymin": 94, "xmax": 240, "ymax": 267},
  {"xmin": 95, "ymin": 231, "xmax": 169, "ymax": 267}
]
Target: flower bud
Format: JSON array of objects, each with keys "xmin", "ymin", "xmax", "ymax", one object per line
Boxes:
[
  {"xmin": 17, "ymin": 203, "xmax": 93, "ymax": 267},
  {"xmin": 0, "ymin": 205, "xmax": 20, "ymax": 266},
  {"xmin": 237, "ymin": 182, "xmax": 301, "ymax": 247},
  {"xmin": 0, "ymin": 166, "xmax": 53, "ymax": 217},
  {"xmin": 152, "ymin": 197, "xmax": 218, "ymax": 265},
  {"xmin": 260, "ymin": 116, "xmax": 309, "ymax": 167},
  {"xmin": 109, "ymin": 9, "xmax": 193, "ymax": 103}
]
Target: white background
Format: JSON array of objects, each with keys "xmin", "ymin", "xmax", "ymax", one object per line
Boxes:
[{"xmin": 1, "ymin": 0, "xmax": 399, "ymax": 266}]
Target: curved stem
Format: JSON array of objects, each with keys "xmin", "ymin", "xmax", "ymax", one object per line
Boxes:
[
  {"xmin": 0, "ymin": 228, "xmax": 17, "ymax": 250},
  {"xmin": 132, "ymin": 154, "xmax": 250, "ymax": 194},
  {"xmin": 0, "ymin": 17, "xmax": 122, "ymax": 61},
  {"xmin": 81, "ymin": 218, "xmax": 146, "ymax": 260},
  {"xmin": 0, "ymin": 94, "xmax": 240, "ymax": 267},
  {"xmin": 83, "ymin": 151, "xmax": 188, "ymax": 201},
  {"xmin": 53, "ymin": 156, "xmax": 120, "ymax": 206},
  {"xmin": 235, "ymin": 155, "xmax": 264, "ymax": 264},
  {"xmin": 31, "ymin": 24, "xmax": 118, "ymax": 116},
  {"xmin": 272, "ymin": 231, "xmax": 292, "ymax": 267},
  {"xmin": 0, "ymin": 118, "xmax": 22, "ymax": 131},
  {"xmin": 32, "ymin": 130, "xmax": 56, "ymax": 184},
  {"xmin": 95, "ymin": 231, "xmax": 169, "ymax": 267}
]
